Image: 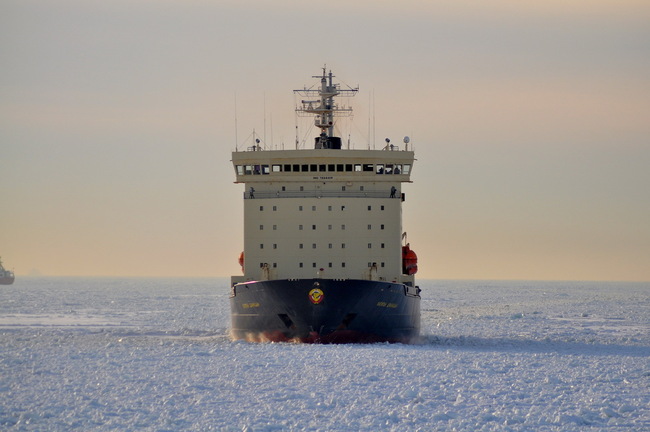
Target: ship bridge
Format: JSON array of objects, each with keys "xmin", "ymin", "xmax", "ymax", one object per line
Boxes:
[{"xmin": 232, "ymin": 148, "xmax": 414, "ymax": 186}]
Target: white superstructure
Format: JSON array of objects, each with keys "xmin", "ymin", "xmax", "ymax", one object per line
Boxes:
[{"xmin": 231, "ymin": 69, "xmax": 415, "ymax": 286}]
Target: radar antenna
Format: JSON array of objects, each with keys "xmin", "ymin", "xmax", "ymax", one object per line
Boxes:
[{"xmin": 294, "ymin": 67, "xmax": 358, "ymax": 149}]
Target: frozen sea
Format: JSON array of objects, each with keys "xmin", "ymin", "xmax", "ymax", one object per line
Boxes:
[{"xmin": 1, "ymin": 278, "xmax": 648, "ymax": 431}]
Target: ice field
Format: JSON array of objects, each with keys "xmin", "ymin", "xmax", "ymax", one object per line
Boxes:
[{"xmin": 1, "ymin": 277, "xmax": 648, "ymax": 431}]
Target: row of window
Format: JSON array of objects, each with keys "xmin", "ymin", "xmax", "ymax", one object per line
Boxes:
[
  {"xmin": 260, "ymin": 204, "xmax": 386, "ymax": 211},
  {"xmin": 259, "ymin": 262, "xmax": 386, "ymax": 268},
  {"xmin": 259, "ymin": 243, "xmax": 386, "ymax": 249},
  {"xmin": 236, "ymin": 163, "xmax": 411, "ymax": 176},
  {"xmin": 260, "ymin": 224, "xmax": 385, "ymax": 230}
]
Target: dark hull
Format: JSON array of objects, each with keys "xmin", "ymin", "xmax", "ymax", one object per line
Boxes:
[
  {"xmin": 230, "ymin": 279, "xmax": 420, "ymax": 343},
  {"xmin": 0, "ymin": 276, "xmax": 14, "ymax": 285}
]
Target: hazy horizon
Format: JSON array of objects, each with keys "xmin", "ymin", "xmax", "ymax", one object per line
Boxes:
[
  {"xmin": 2, "ymin": 1, "xmax": 649, "ymax": 282},
  {"xmin": 8, "ymin": 274, "xmax": 650, "ymax": 284}
]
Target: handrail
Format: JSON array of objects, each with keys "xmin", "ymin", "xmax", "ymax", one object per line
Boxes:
[{"xmin": 244, "ymin": 190, "xmax": 401, "ymax": 199}]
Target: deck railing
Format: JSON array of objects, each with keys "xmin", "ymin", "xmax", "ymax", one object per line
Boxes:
[{"xmin": 243, "ymin": 190, "xmax": 403, "ymax": 200}]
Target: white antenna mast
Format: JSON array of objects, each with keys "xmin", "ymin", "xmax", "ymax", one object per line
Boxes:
[
  {"xmin": 372, "ymin": 89, "xmax": 376, "ymax": 150},
  {"xmin": 234, "ymin": 91, "xmax": 239, "ymax": 151},
  {"xmin": 367, "ymin": 91, "xmax": 371, "ymax": 150}
]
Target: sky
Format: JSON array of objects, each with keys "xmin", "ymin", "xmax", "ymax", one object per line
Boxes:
[{"xmin": 1, "ymin": 0, "xmax": 649, "ymax": 281}]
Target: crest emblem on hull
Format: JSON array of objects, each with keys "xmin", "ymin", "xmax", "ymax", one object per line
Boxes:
[{"xmin": 308, "ymin": 288, "xmax": 324, "ymax": 304}]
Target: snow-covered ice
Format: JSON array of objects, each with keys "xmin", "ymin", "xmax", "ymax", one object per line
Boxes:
[{"xmin": 1, "ymin": 278, "xmax": 648, "ymax": 431}]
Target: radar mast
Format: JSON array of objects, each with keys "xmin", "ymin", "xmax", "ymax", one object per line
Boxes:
[{"xmin": 294, "ymin": 67, "xmax": 358, "ymax": 149}]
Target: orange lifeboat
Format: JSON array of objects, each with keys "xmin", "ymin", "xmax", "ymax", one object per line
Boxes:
[
  {"xmin": 238, "ymin": 251, "xmax": 244, "ymax": 273},
  {"xmin": 402, "ymin": 243, "xmax": 418, "ymax": 275}
]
